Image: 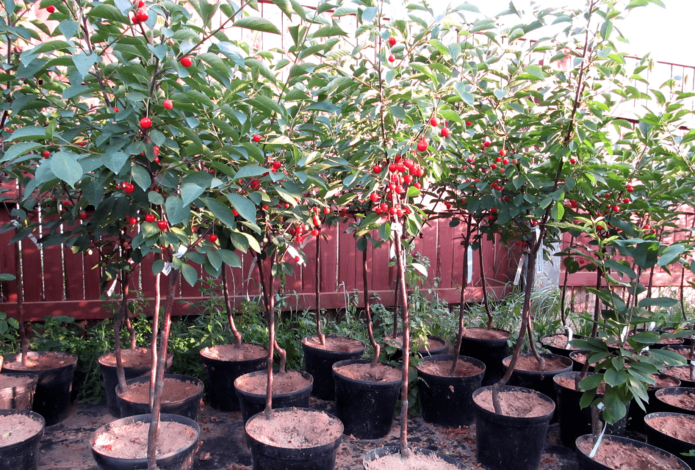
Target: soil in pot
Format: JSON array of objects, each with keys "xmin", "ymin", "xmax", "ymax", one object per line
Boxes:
[
  {"xmin": 627, "ymin": 374, "xmax": 680, "ymax": 432},
  {"xmin": 460, "ymin": 328, "xmax": 510, "ymax": 386},
  {"xmin": 656, "ymin": 387, "xmax": 695, "ymax": 415},
  {"xmin": 98, "ymin": 348, "xmax": 174, "ymax": 417},
  {"xmin": 245, "ymin": 407, "xmax": 343, "ymax": 470},
  {"xmin": 302, "ymin": 335, "xmax": 365, "ymax": 400},
  {"xmin": 645, "ymin": 412, "xmax": 695, "ymax": 468},
  {"xmin": 117, "ymin": 375, "xmax": 203, "ymax": 420},
  {"xmin": 363, "ymin": 446, "xmax": 467, "ymax": 470},
  {"xmin": 576, "ymin": 435, "xmax": 688, "ymax": 470},
  {"xmin": 541, "ymin": 334, "xmax": 583, "ymax": 357},
  {"xmin": 0, "ymin": 374, "xmax": 37, "ymax": 410},
  {"xmin": 385, "ymin": 334, "xmax": 446, "ymax": 360},
  {"xmin": 333, "ymin": 359, "xmax": 402, "ymax": 439},
  {"xmin": 2, "ymin": 351, "xmax": 77, "ymax": 425},
  {"xmin": 0, "ymin": 410, "xmax": 45, "ymax": 470},
  {"xmin": 663, "ymin": 366, "xmax": 695, "ymax": 387},
  {"xmin": 473, "ymin": 385, "xmax": 555, "ymax": 470},
  {"xmin": 502, "ymin": 353, "xmax": 573, "ymax": 409},
  {"xmin": 416, "ymin": 355, "xmax": 485, "ymax": 427},
  {"xmin": 235, "ymin": 370, "xmax": 313, "ymax": 424},
  {"xmin": 200, "ymin": 343, "xmax": 266, "ymax": 412},
  {"xmin": 664, "ymin": 346, "xmax": 695, "ymax": 360}
]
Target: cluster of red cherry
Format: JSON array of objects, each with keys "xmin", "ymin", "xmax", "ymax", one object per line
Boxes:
[
  {"xmin": 130, "ymin": 1, "xmax": 149, "ymax": 23},
  {"xmin": 370, "ymin": 156, "xmax": 425, "ymax": 217}
]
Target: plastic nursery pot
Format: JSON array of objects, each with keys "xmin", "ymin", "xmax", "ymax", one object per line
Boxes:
[
  {"xmin": 540, "ymin": 334, "xmax": 585, "ymax": 358},
  {"xmin": 98, "ymin": 348, "xmax": 174, "ymax": 418},
  {"xmin": 199, "ymin": 343, "xmax": 267, "ymax": 412},
  {"xmin": 2, "ymin": 351, "xmax": 77, "ymax": 426},
  {"xmin": 459, "ymin": 328, "xmax": 510, "ymax": 386},
  {"xmin": 570, "ymin": 350, "xmax": 595, "ymax": 373},
  {"xmin": 90, "ymin": 413, "xmax": 200, "ymax": 470},
  {"xmin": 575, "ymin": 434, "xmax": 691, "ymax": 470},
  {"xmin": 116, "ymin": 374, "xmax": 203, "ymax": 421},
  {"xmin": 332, "ymin": 359, "xmax": 402, "ymax": 439},
  {"xmin": 245, "ymin": 407, "xmax": 343, "ymax": 470},
  {"xmin": 362, "ymin": 446, "xmax": 470, "ymax": 469},
  {"xmin": 502, "ymin": 353, "xmax": 573, "ymax": 406},
  {"xmin": 663, "ymin": 366, "xmax": 695, "ymax": 388},
  {"xmin": 0, "ymin": 374, "xmax": 38, "ymax": 410},
  {"xmin": 302, "ymin": 335, "xmax": 365, "ymax": 401},
  {"xmin": 235, "ymin": 370, "xmax": 313, "ymax": 424},
  {"xmin": 472, "ymin": 385, "xmax": 555, "ymax": 470},
  {"xmin": 386, "ymin": 334, "xmax": 446, "ymax": 362},
  {"xmin": 655, "ymin": 387, "xmax": 695, "ymax": 416},
  {"xmin": 416, "ymin": 354, "xmax": 485, "ymax": 427},
  {"xmin": 627, "ymin": 374, "xmax": 680, "ymax": 432},
  {"xmin": 553, "ymin": 372, "xmax": 629, "ymax": 448},
  {"xmin": 0, "ymin": 409, "xmax": 45, "ymax": 470},
  {"xmin": 645, "ymin": 412, "xmax": 695, "ymax": 468}
]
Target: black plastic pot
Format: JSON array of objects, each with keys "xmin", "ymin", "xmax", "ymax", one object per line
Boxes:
[
  {"xmin": 416, "ymin": 354, "xmax": 485, "ymax": 427},
  {"xmin": 2, "ymin": 351, "xmax": 77, "ymax": 426},
  {"xmin": 90, "ymin": 413, "xmax": 199, "ymax": 470},
  {"xmin": 0, "ymin": 410, "xmax": 45, "ymax": 470},
  {"xmin": 575, "ymin": 434, "xmax": 691, "ymax": 470},
  {"xmin": 655, "ymin": 339, "xmax": 686, "ymax": 349},
  {"xmin": 302, "ymin": 335, "xmax": 365, "ymax": 401},
  {"xmin": 570, "ymin": 350, "xmax": 595, "ymax": 372},
  {"xmin": 645, "ymin": 412, "xmax": 695, "ymax": 468},
  {"xmin": 459, "ymin": 328, "xmax": 510, "ymax": 386},
  {"xmin": 362, "ymin": 446, "xmax": 469, "ymax": 469},
  {"xmin": 235, "ymin": 370, "xmax": 313, "ymax": 424},
  {"xmin": 246, "ymin": 408, "xmax": 342, "ymax": 470},
  {"xmin": 503, "ymin": 353, "xmax": 573, "ymax": 406},
  {"xmin": 663, "ymin": 367, "xmax": 695, "ymax": 388},
  {"xmin": 655, "ymin": 387, "xmax": 695, "ymax": 416},
  {"xmin": 540, "ymin": 334, "xmax": 585, "ymax": 357},
  {"xmin": 553, "ymin": 372, "xmax": 629, "ymax": 448},
  {"xmin": 98, "ymin": 349, "xmax": 173, "ymax": 418},
  {"xmin": 200, "ymin": 343, "xmax": 267, "ymax": 412},
  {"xmin": 332, "ymin": 359, "xmax": 402, "ymax": 439},
  {"xmin": 387, "ymin": 334, "xmax": 446, "ymax": 362},
  {"xmin": 473, "ymin": 385, "xmax": 554, "ymax": 470},
  {"xmin": 0, "ymin": 374, "xmax": 38, "ymax": 410},
  {"xmin": 116, "ymin": 374, "xmax": 203, "ymax": 421},
  {"xmin": 628, "ymin": 374, "xmax": 681, "ymax": 432}
]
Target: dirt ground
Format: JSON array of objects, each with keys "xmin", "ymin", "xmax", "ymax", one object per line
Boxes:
[{"xmin": 37, "ymin": 398, "xmax": 584, "ymax": 469}]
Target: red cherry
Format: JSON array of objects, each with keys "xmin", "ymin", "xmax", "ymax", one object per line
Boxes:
[
  {"xmin": 113, "ymin": 107, "xmax": 120, "ymax": 113},
  {"xmin": 441, "ymin": 127, "xmax": 451, "ymax": 137},
  {"xmin": 388, "ymin": 55, "xmax": 395, "ymax": 63},
  {"xmin": 570, "ymin": 157, "xmax": 577, "ymax": 164},
  {"xmin": 79, "ymin": 211, "xmax": 87, "ymax": 220},
  {"xmin": 466, "ymin": 121, "xmax": 472, "ymax": 126},
  {"xmin": 613, "ymin": 205, "xmax": 620, "ymax": 212},
  {"xmin": 499, "ymin": 149, "xmax": 507, "ymax": 157},
  {"xmin": 417, "ymin": 140, "xmax": 428, "ymax": 152},
  {"xmin": 154, "ymin": 156, "xmax": 160, "ymax": 163},
  {"xmin": 294, "ymin": 256, "xmax": 301, "ymax": 262},
  {"xmin": 157, "ymin": 220, "xmax": 168, "ymax": 230},
  {"xmin": 140, "ymin": 117, "xmax": 152, "ymax": 129},
  {"xmin": 208, "ymin": 234, "xmax": 218, "ymax": 243},
  {"xmin": 145, "ymin": 214, "xmax": 156, "ymax": 223},
  {"xmin": 46, "ymin": 5, "xmax": 56, "ymax": 13},
  {"xmin": 129, "ymin": 217, "xmax": 138, "ymax": 226},
  {"xmin": 42, "ymin": 151, "xmax": 50, "ymax": 158},
  {"xmin": 272, "ymin": 161, "xmax": 282, "ymax": 170},
  {"xmin": 138, "ymin": 0, "xmax": 145, "ymax": 7},
  {"xmin": 124, "ymin": 183, "xmax": 135, "ymax": 194},
  {"xmin": 163, "ymin": 99, "xmax": 173, "ymax": 110},
  {"xmin": 136, "ymin": 10, "xmax": 149, "ymax": 22},
  {"xmin": 232, "ymin": 209, "xmax": 239, "ymax": 216},
  {"xmin": 430, "ymin": 117, "xmax": 439, "ymax": 127},
  {"xmin": 253, "ymin": 134, "xmax": 261, "ymax": 143},
  {"xmin": 323, "ymin": 208, "xmax": 331, "ymax": 215},
  {"xmin": 131, "ymin": 14, "xmax": 140, "ymax": 23},
  {"xmin": 626, "ymin": 186, "xmax": 634, "ymax": 193},
  {"xmin": 414, "ymin": 182, "xmax": 421, "ymax": 189},
  {"xmin": 512, "ymin": 159, "xmax": 518, "ymax": 164},
  {"xmin": 180, "ymin": 56, "xmax": 193, "ymax": 68},
  {"xmin": 373, "ymin": 165, "xmax": 382, "ymax": 174},
  {"xmin": 370, "ymin": 193, "xmax": 380, "ymax": 202},
  {"xmin": 388, "ymin": 37, "xmax": 396, "ymax": 46},
  {"xmin": 403, "ymin": 174, "xmax": 413, "ymax": 183},
  {"xmin": 652, "ymin": 229, "xmax": 657, "ymax": 234},
  {"xmin": 622, "ymin": 198, "xmax": 630, "ymax": 204},
  {"xmin": 483, "ymin": 141, "xmax": 491, "ymax": 148},
  {"xmin": 309, "ymin": 229, "xmax": 318, "ymax": 237}
]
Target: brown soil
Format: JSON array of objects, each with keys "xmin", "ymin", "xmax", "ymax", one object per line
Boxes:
[
  {"xmin": 119, "ymin": 378, "xmax": 201, "ymax": 404},
  {"xmin": 659, "ymin": 391, "xmax": 695, "ymax": 411},
  {"xmin": 99, "ymin": 348, "xmax": 159, "ymax": 368},
  {"xmin": 542, "ymin": 334, "xmax": 580, "ymax": 350},
  {"xmin": 474, "ymin": 389, "xmax": 554, "ymax": 417},
  {"xmin": 0, "ymin": 413, "xmax": 42, "ymax": 447},
  {"xmin": 577, "ymin": 437, "xmax": 683, "ymax": 469},
  {"xmin": 246, "ymin": 408, "xmax": 342, "ymax": 449},
  {"xmin": 504, "ymin": 355, "xmax": 570, "ymax": 372},
  {"xmin": 555, "ymin": 376, "xmax": 607, "ymax": 394},
  {"xmin": 417, "ymin": 359, "xmax": 483, "ymax": 378},
  {"xmin": 235, "ymin": 370, "xmax": 310, "ymax": 395},
  {"xmin": 648, "ymin": 415, "xmax": 695, "ymax": 444},
  {"xmin": 665, "ymin": 348, "xmax": 695, "ymax": 360},
  {"xmin": 0, "ymin": 374, "xmax": 35, "ymax": 391},
  {"xmin": 334, "ymin": 362, "xmax": 401, "ymax": 383},
  {"xmin": 3, "ymin": 352, "xmax": 76, "ymax": 371},
  {"xmin": 302, "ymin": 336, "xmax": 364, "ymax": 353},
  {"xmin": 462, "ymin": 328, "xmax": 509, "ymax": 340},
  {"xmin": 385, "ymin": 334, "xmax": 445, "ymax": 351},
  {"xmin": 663, "ymin": 366, "xmax": 695, "ymax": 382},
  {"xmin": 200, "ymin": 343, "xmax": 266, "ymax": 362},
  {"xmin": 571, "ymin": 352, "xmax": 592, "ymax": 365},
  {"xmin": 657, "ymin": 338, "xmax": 684, "ymax": 345},
  {"xmin": 93, "ymin": 421, "xmax": 195, "ymax": 459},
  {"xmin": 365, "ymin": 451, "xmax": 461, "ymax": 470},
  {"xmin": 649, "ymin": 374, "xmax": 680, "ymax": 389}
]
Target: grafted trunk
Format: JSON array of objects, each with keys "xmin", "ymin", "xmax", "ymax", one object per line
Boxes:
[
  {"xmin": 15, "ymin": 242, "xmax": 28, "ymax": 367},
  {"xmin": 479, "ymin": 244, "xmax": 494, "ymax": 329},
  {"xmin": 149, "ymin": 265, "xmax": 161, "ymax": 409},
  {"xmin": 256, "ymin": 251, "xmax": 278, "ymax": 419},
  {"xmin": 114, "ymin": 271, "xmax": 130, "ymax": 393},
  {"xmin": 316, "ymin": 230, "xmax": 325, "ymax": 345},
  {"xmin": 362, "ymin": 247, "xmax": 381, "ymax": 367},
  {"xmin": 451, "ymin": 215, "xmax": 473, "ymax": 376},
  {"xmin": 222, "ymin": 267, "xmax": 242, "ymax": 347},
  {"xmin": 394, "ymin": 231, "xmax": 411, "ymax": 459}
]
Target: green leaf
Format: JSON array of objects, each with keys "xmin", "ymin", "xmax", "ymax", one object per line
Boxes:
[
  {"xmin": 525, "ymin": 65, "xmax": 544, "ymax": 79},
  {"xmin": 88, "ymin": 4, "xmax": 128, "ymax": 22},
  {"xmin": 600, "ymin": 20, "xmax": 614, "ymax": 40},
  {"xmin": 232, "ymin": 165, "xmax": 267, "ymax": 181},
  {"xmin": 268, "ymin": 0, "xmax": 292, "ymax": 18},
  {"xmin": 233, "ymin": 17, "xmax": 280, "ymax": 35},
  {"xmin": 579, "ymin": 374, "xmax": 604, "ymax": 391},
  {"xmin": 247, "ymin": 95, "xmax": 284, "ymax": 116},
  {"xmin": 551, "ymin": 201, "xmax": 564, "ymax": 221},
  {"xmin": 454, "ymin": 83, "xmax": 474, "ymax": 104},
  {"xmin": 131, "ymin": 165, "xmax": 151, "ymax": 191},
  {"xmin": 217, "ymin": 249, "xmax": 242, "ymax": 268},
  {"xmin": 205, "ymin": 198, "xmax": 236, "ymax": 229},
  {"xmin": 181, "ymin": 172, "xmax": 213, "ymax": 206},
  {"xmin": 50, "ymin": 152, "xmax": 83, "ymax": 187},
  {"xmin": 181, "ymin": 263, "xmax": 198, "ymax": 287},
  {"xmin": 72, "ymin": 52, "xmax": 99, "ymax": 80},
  {"xmin": 648, "ymin": 349, "xmax": 686, "ymax": 366},
  {"xmin": 603, "ymin": 391, "xmax": 627, "ymax": 424},
  {"xmin": 225, "ymin": 193, "xmax": 256, "ymax": 223},
  {"xmin": 605, "ymin": 259, "xmax": 636, "ymax": 279},
  {"xmin": 638, "ymin": 297, "xmax": 678, "ymax": 308},
  {"xmin": 1, "ymin": 142, "xmax": 43, "ymax": 162},
  {"xmin": 604, "ymin": 368, "xmax": 627, "ymax": 387},
  {"xmin": 8, "ymin": 126, "xmax": 46, "ymax": 141},
  {"xmin": 103, "ymin": 151, "xmax": 128, "ymax": 174},
  {"xmin": 657, "ymin": 244, "xmax": 685, "ymax": 267},
  {"xmin": 165, "ymin": 196, "xmax": 190, "ymax": 226}
]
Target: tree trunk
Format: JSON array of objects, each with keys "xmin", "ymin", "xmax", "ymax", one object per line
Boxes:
[
  {"xmin": 560, "ymin": 236, "xmax": 575, "ymax": 327},
  {"xmin": 392, "ymin": 251, "xmax": 400, "ymax": 338},
  {"xmin": 222, "ymin": 267, "xmax": 242, "ymax": 347},
  {"xmin": 114, "ymin": 271, "xmax": 130, "ymax": 394},
  {"xmin": 15, "ymin": 242, "xmax": 28, "ymax": 367},
  {"xmin": 147, "ymin": 269, "xmax": 179, "ymax": 470},
  {"xmin": 451, "ymin": 215, "xmax": 473, "ymax": 376},
  {"xmin": 256, "ymin": 251, "xmax": 277, "ymax": 419},
  {"xmin": 149, "ymin": 265, "xmax": 161, "ymax": 409},
  {"xmin": 394, "ymin": 231, "xmax": 411, "ymax": 459},
  {"xmin": 362, "ymin": 246, "xmax": 381, "ymax": 367},
  {"xmin": 316, "ymin": 230, "xmax": 325, "ymax": 345},
  {"xmin": 576, "ymin": 266, "xmax": 603, "ymax": 389},
  {"xmin": 479, "ymin": 244, "xmax": 494, "ymax": 329}
]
